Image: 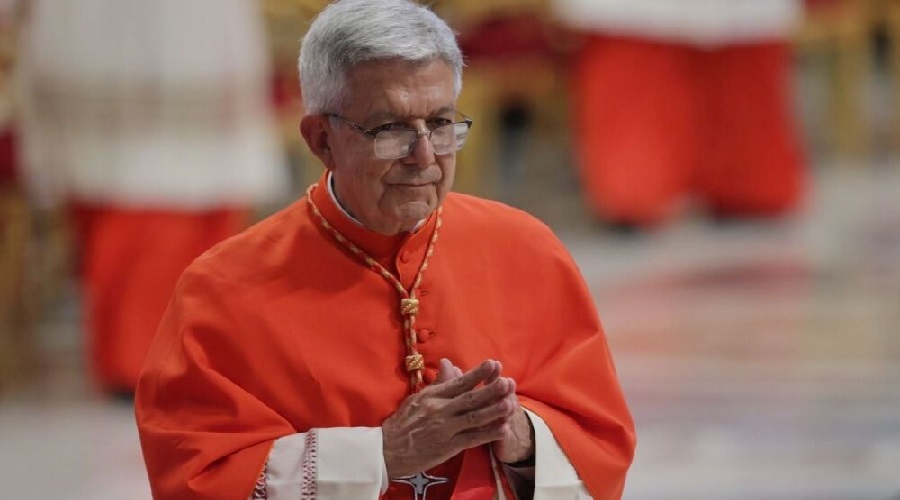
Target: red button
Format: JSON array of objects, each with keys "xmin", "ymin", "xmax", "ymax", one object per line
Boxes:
[
  {"xmin": 423, "ymin": 367, "xmax": 437, "ymax": 384},
  {"xmin": 416, "ymin": 329, "xmax": 431, "ymax": 343},
  {"xmin": 400, "ymin": 251, "xmax": 412, "ymax": 263}
]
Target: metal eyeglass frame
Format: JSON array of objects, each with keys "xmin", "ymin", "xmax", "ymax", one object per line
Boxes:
[{"xmin": 325, "ymin": 112, "xmax": 474, "ymax": 159}]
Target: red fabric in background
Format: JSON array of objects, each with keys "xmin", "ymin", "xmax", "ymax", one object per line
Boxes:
[
  {"xmin": 82, "ymin": 206, "xmax": 246, "ymax": 392},
  {"xmin": 693, "ymin": 42, "xmax": 806, "ymax": 217},
  {"xmin": 0, "ymin": 128, "xmax": 18, "ymax": 187},
  {"xmin": 573, "ymin": 36, "xmax": 694, "ymax": 225},
  {"xmin": 572, "ymin": 35, "xmax": 806, "ymax": 225},
  {"xmin": 458, "ymin": 14, "xmax": 556, "ymax": 61}
]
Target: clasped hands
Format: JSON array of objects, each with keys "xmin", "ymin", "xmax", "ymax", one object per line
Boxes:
[{"xmin": 382, "ymin": 358, "xmax": 534, "ymax": 478}]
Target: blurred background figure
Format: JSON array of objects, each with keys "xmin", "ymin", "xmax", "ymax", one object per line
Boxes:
[
  {"xmin": 555, "ymin": 0, "xmax": 808, "ymax": 229},
  {"xmin": 16, "ymin": 0, "xmax": 287, "ymax": 397}
]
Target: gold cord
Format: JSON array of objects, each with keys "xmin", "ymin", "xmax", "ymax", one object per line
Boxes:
[{"xmin": 306, "ymin": 185, "xmax": 442, "ymax": 392}]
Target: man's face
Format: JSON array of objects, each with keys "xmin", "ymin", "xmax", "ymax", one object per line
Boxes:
[{"xmin": 324, "ymin": 59, "xmax": 458, "ymax": 235}]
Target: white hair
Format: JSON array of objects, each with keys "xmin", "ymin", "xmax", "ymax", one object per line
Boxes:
[{"xmin": 299, "ymin": 0, "xmax": 464, "ymax": 114}]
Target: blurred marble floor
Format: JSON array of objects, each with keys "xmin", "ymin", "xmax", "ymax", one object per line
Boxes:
[
  {"xmin": 569, "ymin": 163, "xmax": 900, "ymax": 500},
  {"xmin": 1, "ymin": 163, "xmax": 899, "ymax": 499}
]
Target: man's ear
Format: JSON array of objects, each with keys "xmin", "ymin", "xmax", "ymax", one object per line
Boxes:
[{"xmin": 300, "ymin": 115, "xmax": 335, "ymax": 169}]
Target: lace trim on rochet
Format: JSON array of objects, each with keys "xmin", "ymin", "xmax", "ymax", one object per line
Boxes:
[
  {"xmin": 300, "ymin": 430, "xmax": 319, "ymax": 499},
  {"xmin": 251, "ymin": 463, "xmax": 267, "ymax": 499}
]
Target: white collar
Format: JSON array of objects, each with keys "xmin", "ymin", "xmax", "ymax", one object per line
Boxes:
[{"xmin": 327, "ymin": 171, "xmax": 364, "ymax": 227}]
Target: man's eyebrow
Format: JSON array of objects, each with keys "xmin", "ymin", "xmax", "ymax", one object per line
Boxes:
[
  {"xmin": 430, "ymin": 106, "xmax": 456, "ymax": 117},
  {"xmin": 363, "ymin": 111, "xmax": 400, "ymax": 124}
]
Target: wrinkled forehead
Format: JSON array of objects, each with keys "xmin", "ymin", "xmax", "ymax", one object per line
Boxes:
[
  {"xmin": 342, "ymin": 58, "xmax": 456, "ymax": 92},
  {"xmin": 340, "ymin": 58, "xmax": 458, "ymax": 121}
]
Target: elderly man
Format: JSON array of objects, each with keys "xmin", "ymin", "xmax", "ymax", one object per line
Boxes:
[{"xmin": 135, "ymin": 0, "xmax": 635, "ymax": 498}]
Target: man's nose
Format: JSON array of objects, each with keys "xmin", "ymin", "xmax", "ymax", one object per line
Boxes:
[{"xmin": 403, "ymin": 130, "xmax": 435, "ymax": 167}]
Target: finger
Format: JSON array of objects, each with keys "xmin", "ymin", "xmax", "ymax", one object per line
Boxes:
[
  {"xmin": 484, "ymin": 360, "xmax": 503, "ymax": 385},
  {"xmin": 474, "ymin": 396, "xmax": 521, "ymax": 433},
  {"xmin": 444, "ymin": 377, "xmax": 514, "ymax": 415},
  {"xmin": 505, "ymin": 377, "xmax": 517, "ymax": 396},
  {"xmin": 449, "ymin": 422, "xmax": 510, "ymax": 452},
  {"xmin": 449, "ymin": 397, "xmax": 517, "ymax": 432},
  {"xmin": 430, "ymin": 359, "xmax": 500, "ymax": 398},
  {"xmin": 434, "ymin": 358, "xmax": 459, "ymax": 384}
]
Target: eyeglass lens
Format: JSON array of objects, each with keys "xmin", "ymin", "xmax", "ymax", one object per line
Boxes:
[{"xmin": 373, "ymin": 122, "xmax": 469, "ymax": 159}]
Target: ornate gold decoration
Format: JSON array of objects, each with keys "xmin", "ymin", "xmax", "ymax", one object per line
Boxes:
[
  {"xmin": 306, "ymin": 185, "xmax": 441, "ymax": 392},
  {"xmin": 405, "ymin": 354, "xmax": 425, "ymax": 372},
  {"xmin": 400, "ymin": 298, "xmax": 420, "ymax": 315}
]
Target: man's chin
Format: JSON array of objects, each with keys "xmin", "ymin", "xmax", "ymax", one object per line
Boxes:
[{"xmin": 394, "ymin": 201, "xmax": 435, "ymax": 224}]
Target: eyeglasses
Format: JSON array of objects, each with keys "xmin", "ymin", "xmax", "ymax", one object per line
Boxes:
[{"xmin": 326, "ymin": 112, "xmax": 473, "ymax": 160}]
